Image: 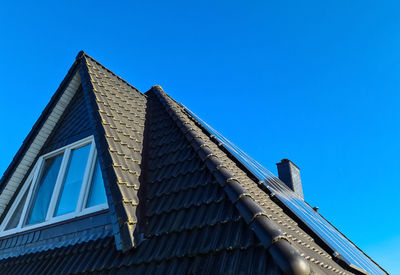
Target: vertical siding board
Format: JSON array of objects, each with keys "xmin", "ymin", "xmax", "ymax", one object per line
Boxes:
[{"xmin": 41, "ymin": 88, "xmax": 93, "ymax": 155}]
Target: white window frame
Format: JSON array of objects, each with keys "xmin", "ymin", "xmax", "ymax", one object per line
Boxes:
[{"xmin": 0, "ymin": 136, "xmax": 108, "ymax": 237}]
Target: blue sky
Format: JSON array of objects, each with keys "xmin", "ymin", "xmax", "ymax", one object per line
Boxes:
[{"xmin": 0, "ymin": 1, "xmax": 397, "ymax": 273}]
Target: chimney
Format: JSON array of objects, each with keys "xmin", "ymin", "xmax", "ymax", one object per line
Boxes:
[{"xmin": 276, "ymin": 159, "xmax": 304, "ymax": 199}]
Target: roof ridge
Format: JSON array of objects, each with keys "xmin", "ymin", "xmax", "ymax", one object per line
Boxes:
[
  {"xmin": 76, "ymin": 51, "xmax": 144, "ymax": 96},
  {"xmin": 150, "ymin": 86, "xmax": 311, "ymax": 275}
]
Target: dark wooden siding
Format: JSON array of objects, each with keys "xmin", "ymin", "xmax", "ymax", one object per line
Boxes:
[{"xmin": 41, "ymin": 86, "xmax": 93, "ymax": 154}]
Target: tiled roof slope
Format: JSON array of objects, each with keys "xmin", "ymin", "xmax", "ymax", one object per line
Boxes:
[
  {"xmin": 0, "ymin": 52, "xmax": 377, "ymax": 274},
  {"xmin": 148, "ymin": 86, "xmax": 356, "ymax": 275},
  {"xmin": 0, "ymin": 236, "xmax": 281, "ymax": 274},
  {"xmin": 77, "ymin": 53, "xmax": 147, "ymax": 251}
]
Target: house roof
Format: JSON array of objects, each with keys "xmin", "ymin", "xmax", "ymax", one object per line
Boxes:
[{"xmin": 0, "ymin": 52, "xmax": 386, "ymax": 275}]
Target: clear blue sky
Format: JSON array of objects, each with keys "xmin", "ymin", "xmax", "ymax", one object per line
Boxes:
[{"xmin": 0, "ymin": 1, "xmax": 397, "ymax": 273}]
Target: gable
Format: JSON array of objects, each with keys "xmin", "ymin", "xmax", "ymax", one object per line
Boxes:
[
  {"xmin": 0, "ymin": 53, "xmax": 148, "ymax": 253},
  {"xmin": 0, "ymin": 74, "xmax": 111, "ymax": 256}
]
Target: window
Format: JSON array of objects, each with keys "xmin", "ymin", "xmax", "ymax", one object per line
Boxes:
[{"xmin": 0, "ymin": 136, "xmax": 108, "ymax": 236}]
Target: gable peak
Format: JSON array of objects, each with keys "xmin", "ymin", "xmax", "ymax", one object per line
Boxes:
[{"xmin": 75, "ymin": 50, "xmax": 87, "ymax": 60}]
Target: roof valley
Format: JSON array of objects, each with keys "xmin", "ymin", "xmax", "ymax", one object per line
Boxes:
[{"xmin": 132, "ymin": 93, "xmax": 156, "ymax": 243}]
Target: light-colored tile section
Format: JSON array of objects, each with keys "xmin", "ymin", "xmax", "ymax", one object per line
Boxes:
[
  {"xmin": 0, "ymin": 72, "xmax": 82, "ymax": 217},
  {"xmin": 83, "ymin": 56, "xmax": 146, "ymax": 250}
]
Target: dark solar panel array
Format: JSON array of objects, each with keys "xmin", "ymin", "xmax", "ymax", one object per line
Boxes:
[{"xmin": 182, "ymin": 105, "xmax": 386, "ymax": 275}]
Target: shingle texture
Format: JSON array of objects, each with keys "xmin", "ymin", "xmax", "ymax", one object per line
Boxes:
[
  {"xmin": 0, "ymin": 236, "xmax": 283, "ymax": 274},
  {"xmin": 0, "ymin": 52, "xmax": 384, "ymax": 274},
  {"xmin": 79, "ymin": 54, "xmax": 147, "ymax": 250}
]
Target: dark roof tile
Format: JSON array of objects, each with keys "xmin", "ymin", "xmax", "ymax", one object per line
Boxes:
[{"xmin": 78, "ymin": 54, "xmax": 147, "ymax": 251}]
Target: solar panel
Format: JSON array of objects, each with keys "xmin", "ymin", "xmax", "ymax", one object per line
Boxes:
[{"xmin": 182, "ymin": 104, "xmax": 386, "ymax": 275}]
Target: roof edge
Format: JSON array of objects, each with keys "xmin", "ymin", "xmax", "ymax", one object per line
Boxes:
[
  {"xmin": 76, "ymin": 50, "xmax": 86, "ymax": 60},
  {"xmin": 78, "ymin": 55, "xmax": 137, "ymax": 252},
  {"xmin": 0, "ymin": 57, "xmax": 81, "ymax": 191},
  {"xmin": 150, "ymin": 86, "xmax": 310, "ymax": 275},
  {"xmin": 76, "ymin": 51, "xmax": 144, "ymax": 97}
]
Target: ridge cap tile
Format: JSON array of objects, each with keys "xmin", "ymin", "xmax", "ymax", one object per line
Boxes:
[{"xmin": 150, "ymin": 86, "xmax": 314, "ymax": 275}]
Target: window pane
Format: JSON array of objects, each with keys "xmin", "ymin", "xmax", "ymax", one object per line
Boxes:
[
  {"xmin": 86, "ymin": 159, "xmax": 107, "ymax": 208},
  {"xmin": 5, "ymin": 188, "xmax": 29, "ymax": 230},
  {"xmin": 55, "ymin": 144, "xmax": 91, "ymax": 216},
  {"xmin": 27, "ymin": 154, "xmax": 63, "ymax": 225}
]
